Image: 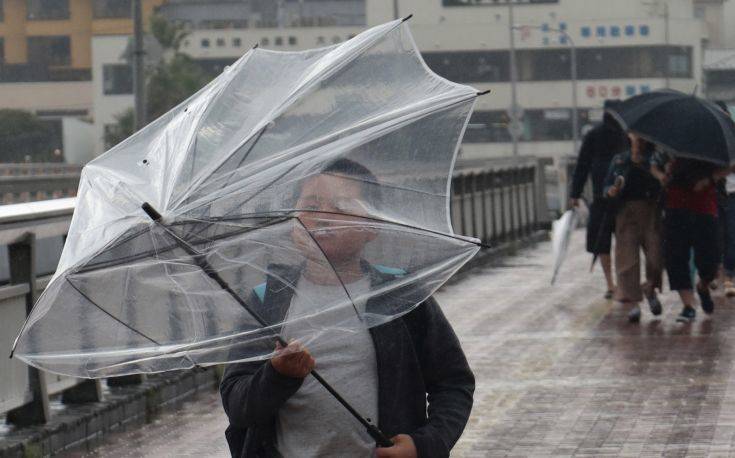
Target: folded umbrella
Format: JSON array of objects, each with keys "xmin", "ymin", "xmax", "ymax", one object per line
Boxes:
[
  {"xmin": 11, "ymin": 18, "xmax": 485, "ymax": 446},
  {"xmin": 607, "ymin": 89, "xmax": 735, "ymax": 166}
]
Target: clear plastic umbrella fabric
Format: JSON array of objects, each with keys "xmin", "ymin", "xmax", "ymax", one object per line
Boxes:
[{"xmin": 12, "ymin": 19, "xmax": 481, "ymax": 378}]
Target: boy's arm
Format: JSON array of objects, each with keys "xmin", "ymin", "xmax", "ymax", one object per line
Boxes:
[
  {"xmin": 409, "ymin": 297, "xmax": 475, "ymax": 458},
  {"xmin": 220, "ymin": 358, "xmax": 304, "ymax": 428},
  {"xmin": 219, "ymin": 291, "xmax": 304, "ymax": 428}
]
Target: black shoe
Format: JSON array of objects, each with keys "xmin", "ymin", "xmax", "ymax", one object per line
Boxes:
[
  {"xmin": 676, "ymin": 306, "xmax": 696, "ymax": 323},
  {"xmin": 698, "ymin": 287, "xmax": 715, "ymax": 315},
  {"xmin": 646, "ymin": 293, "xmax": 662, "ymax": 316},
  {"xmin": 628, "ymin": 305, "xmax": 641, "ymax": 323}
]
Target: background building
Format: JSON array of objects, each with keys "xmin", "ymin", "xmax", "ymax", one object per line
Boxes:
[
  {"xmin": 0, "ymin": 0, "xmax": 164, "ymax": 163},
  {"xmin": 2, "ymin": 0, "xmax": 732, "ymax": 162}
]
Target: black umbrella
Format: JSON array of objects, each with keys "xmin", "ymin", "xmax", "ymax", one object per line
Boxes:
[{"xmin": 607, "ymin": 90, "xmax": 735, "ymax": 166}]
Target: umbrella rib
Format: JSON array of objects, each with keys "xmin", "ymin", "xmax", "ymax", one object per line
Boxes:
[
  {"xmin": 65, "ymin": 277, "xmax": 162, "ymax": 347},
  {"xmin": 74, "ymin": 218, "xmax": 290, "ymax": 274},
  {"xmin": 292, "ymin": 215, "xmax": 364, "ymax": 321}
]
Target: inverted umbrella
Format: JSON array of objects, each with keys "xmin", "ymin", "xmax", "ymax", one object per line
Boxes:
[
  {"xmin": 11, "ymin": 18, "xmax": 485, "ymax": 446},
  {"xmin": 607, "ymin": 89, "xmax": 735, "ymax": 166}
]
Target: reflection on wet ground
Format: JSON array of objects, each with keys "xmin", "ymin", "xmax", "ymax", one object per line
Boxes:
[{"xmin": 62, "ymin": 231, "xmax": 735, "ymax": 457}]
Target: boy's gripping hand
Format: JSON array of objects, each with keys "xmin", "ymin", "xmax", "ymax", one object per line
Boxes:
[
  {"xmin": 375, "ymin": 434, "xmax": 417, "ymax": 458},
  {"xmin": 270, "ymin": 341, "xmax": 316, "ymax": 379}
]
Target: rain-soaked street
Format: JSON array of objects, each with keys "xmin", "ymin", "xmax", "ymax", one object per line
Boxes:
[{"xmin": 61, "ymin": 231, "xmax": 735, "ymax": 457}]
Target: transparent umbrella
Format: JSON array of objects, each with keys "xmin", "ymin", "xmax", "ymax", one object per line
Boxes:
[{"xmin": 11, "ymin": 18, "xmax": 486, "ymax": 446}]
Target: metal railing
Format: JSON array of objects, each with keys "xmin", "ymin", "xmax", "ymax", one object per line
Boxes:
[{"xmin": 0, "ymin": 158, "xmax": 548, "ymax": 426}]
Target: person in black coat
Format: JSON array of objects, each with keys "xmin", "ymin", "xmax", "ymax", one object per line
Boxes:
[
  {"xmin": 569, "ymin": 99, "xmax": 629, "ymax": 299},
  {"xmin": 219, "ymin": 159, "xmax": 475, "ymax": 458}
]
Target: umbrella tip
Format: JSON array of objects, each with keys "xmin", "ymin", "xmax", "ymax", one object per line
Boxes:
[
  {"xmin": 402, "ymin": 14, "xmax": 413, "ymax": 22},
  {"xmin": 142, "ymin": 202, "xmax": 162, "ymax": 222},
  {"xmin": 477, "ymin": 89, "xmax": 491, "ymax": 97},
  {"xmin": 8, "ymin": 349, "xmax": 14, "ymax": 359},
  {"xmin": 252, "ymin": 43, "xmax": 259, "ymax": 49}
]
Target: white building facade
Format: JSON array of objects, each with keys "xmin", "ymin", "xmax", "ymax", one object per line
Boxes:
[{"xmin": 93, "ymin": 0, "xmax": 709, "ymax": 160}]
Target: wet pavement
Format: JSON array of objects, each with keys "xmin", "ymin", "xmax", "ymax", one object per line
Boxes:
[{"xmin": 62, "ymin": 231, "xmax": 735, "ymax": 457}]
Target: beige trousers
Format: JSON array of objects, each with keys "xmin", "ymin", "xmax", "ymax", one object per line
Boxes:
[{"xmin": 614, "ymin": 200, "xmax": 663, "ymax": 303}]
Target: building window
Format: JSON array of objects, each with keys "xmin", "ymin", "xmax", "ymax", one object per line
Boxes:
[
  {"xmin": 92, "ymin": 0, "xmax": 131, "ymax": 18},
  {"xmin": 423, "ymin": 50, "xmax": 510, "ymax": 83},
  {"xmin": 578, "ymin": 46, "xmax": 692, "ymax": 79},
  {"xmin": 463, "ymin": 111, "xmax": 512, "ymax": 143},
  {"xmin": 201, "ymin": 38, "xmax": 210, "ymax": 48},
  {"xmin": 233, "ymin": 37, "xmax": 242, "ymax": 47},
  {"xmin": 610, "ymin": 26, "xmax": 620, "ymax": 37},
  {"xmin": 260, "ymin": 37, "xmax": 270, "ymax": 46},
  {"xmin": 27, "ymin": 0, "xmax": 70, "ymax": 20},
  {"xmin": 596, "ymin": 26, "xmax": 606, "ymax": 37},
  {"xmin": 275, "ymin": 37, "xmax": 283, "ymax": 46},
  {"xmin": 517, "ymin": 48, "xmax": 571, "ymax": 81},
  {"xmin": 639, "ymin": 25, "xmax": 650, "ymax": 36},
  {"xmin": 216, "ymin": 38, "xmax": 225, "ymax": 47},
  {"xmin": 580, "ymin": 27, "xmax": 591, "ymax": 38},
  {"xmin": 625, "ymin": 25, "xmax": 635, "ymax": 36},
  {"xmin": 27, "ymin": 36, "xmax": 71, "ymax": 66},
  {"xmin": 102, "ymin": 64, "xmax": 132, "ymax": 95},
  {"xmin": 288, "ymin": 36, "xmax": 297, "ymax": 45}
]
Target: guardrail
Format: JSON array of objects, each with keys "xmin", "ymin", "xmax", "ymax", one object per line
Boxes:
[
  {"xmin": 0, "ymin": 158, "xmax": 549, "ymax": 427},
  {"xmin": 0, "ymin": 164, "xmax": 82, "ymax": 205}
]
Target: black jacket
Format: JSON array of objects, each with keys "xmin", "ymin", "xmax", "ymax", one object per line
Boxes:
[
  {"xmin": 571, "ymin": 122, "xmax": 629, "ymax": 200},
  {"xmin": 603, "ymin": 151, "xmax": 662, "ymax": 202},
  {"xmin": 219, "ymin": 263, "xmax": 475, "ymax": 458}
]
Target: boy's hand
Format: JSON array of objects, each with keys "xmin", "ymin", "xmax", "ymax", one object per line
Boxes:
[
  {"xmin": 375, "ymin": 434, "xmax": 417, "ymax": 458},
  {"xmin": 270, "ymin": 341, "xmax": 315, "ymax": 378}
]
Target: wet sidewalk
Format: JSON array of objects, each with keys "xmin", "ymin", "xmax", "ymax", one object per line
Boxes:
[{"xmin": 64, "ymin": 231, "xmax": 735, "ymax": 457}]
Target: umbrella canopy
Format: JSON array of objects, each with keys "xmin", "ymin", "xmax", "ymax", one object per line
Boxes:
[
  {"xmin": 11, "ymin": 19, "xmax": 482, "ymax": 379},
  {"xmin": 607, "ymin": 89, "xmax": 735, "ymax": 166}
]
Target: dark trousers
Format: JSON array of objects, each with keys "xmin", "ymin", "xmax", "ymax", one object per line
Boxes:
[
  {"xmin": 664, "ymin": 208, "xmax": 719, "ymax": 291},
  {"xmin": 586, "ymin": 199, "xmax": 614, "ymax": 255}
]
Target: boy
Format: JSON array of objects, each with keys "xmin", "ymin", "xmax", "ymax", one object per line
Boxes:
[{"xmin": 220, "ymin": 159, "xmax": 475, "ymax": 458}]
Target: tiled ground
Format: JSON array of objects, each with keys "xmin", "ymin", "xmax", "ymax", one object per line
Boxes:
[{"xmin": 63, "ymin": 231, "xmax": 735, "ymax": 457}]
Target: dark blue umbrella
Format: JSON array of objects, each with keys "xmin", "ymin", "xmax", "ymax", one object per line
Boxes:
[{"xmin": 607, "ymin": 90, "xmax": 735, "ymax": 166}]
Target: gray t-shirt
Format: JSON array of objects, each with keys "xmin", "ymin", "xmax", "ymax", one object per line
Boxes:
[{"xmin": 276, "ymin": 275, "xmax": 379, "ymax": 458}]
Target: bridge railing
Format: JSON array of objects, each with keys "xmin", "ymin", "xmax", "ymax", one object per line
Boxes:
[{"xmin": 0, "ymin": 158, "xmax": 548, "ymax": 426}]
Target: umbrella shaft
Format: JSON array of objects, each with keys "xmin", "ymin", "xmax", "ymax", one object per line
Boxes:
[{"xmin": 141, "ymin": 203, "xmax": 393, "ymax": 447}]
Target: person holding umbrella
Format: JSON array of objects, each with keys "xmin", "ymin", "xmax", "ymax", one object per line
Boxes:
[
  {"xmin": 607, "ymin": 90, "xmax": 735, "ymax": 323},
  {"xmin": 569, "ymin": 99, "xmax": 629, "ymax": 299},
  {"xmin": 650, "ymin": 152, "xmax": 729, "ymax": 322},
  {"xmin": 220, "ymin": 159, "xmax": 475, "ymax": 458},
  {"xmin": 603, "ymin": 134, "xmax": 664, "ymax": 323}
]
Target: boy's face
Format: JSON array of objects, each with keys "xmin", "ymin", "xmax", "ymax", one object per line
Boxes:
[{"xmin": 293, "ymin": 173, "xmax": 376, "ymax": 264}]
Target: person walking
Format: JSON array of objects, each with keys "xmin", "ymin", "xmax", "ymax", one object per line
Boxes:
[
  {"xmin": 604, "ymin": 134, "xmax": 664, "ymax": 323},
  {"xmin": 570, "ymin": 100, "xmax": 629, "ymax": 299},
  {"xmin": 651, "ymin": 152, "xmax": 729, "ymax": 322}
]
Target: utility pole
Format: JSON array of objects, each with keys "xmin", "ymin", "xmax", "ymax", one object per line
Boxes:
[
  {"xmin": 664, "ymin": 1, "xmax": 670, "ymax": 89},
  {"xmin": 508, "ymin": 1, "xmax": 520, "ymax": 156},
  {"xmin": 132, "ymin": 0, "xmax": 146, "ymax": 131}
]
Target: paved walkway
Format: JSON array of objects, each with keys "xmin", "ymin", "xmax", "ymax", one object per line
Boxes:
[{"xmin": 63, "ymin": 232, "xmax": 735, "ymax": 457}]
